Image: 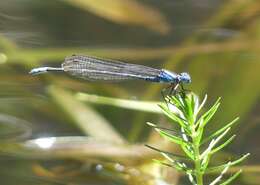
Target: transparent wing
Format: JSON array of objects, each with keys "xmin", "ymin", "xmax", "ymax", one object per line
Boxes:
[{"xmin": 62, "ymin": 55, "xmax": 161, "ymax": 82}]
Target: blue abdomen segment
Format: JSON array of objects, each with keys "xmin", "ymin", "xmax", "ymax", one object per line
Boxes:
[{"xmin": 148, "ymin": 70, "xmax": 178, "ymax": 83}]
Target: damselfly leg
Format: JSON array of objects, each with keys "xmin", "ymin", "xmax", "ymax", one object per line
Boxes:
[
  {"xmin": 179, "ymin": 84, "xmax": 191, "ymax": 97},
  {"xmin": 161, "ymin": 83, "xmax": 181, "ymax": 104},
  {"xmin": 161, "ymin": 83, "xmax": 191, "ymax": 103},
  {"xmin": 161, "ymin": 84, "xmax": 172, "ymax": 100},
  {"xmin": 170, "ymin": 83, "xmax": 180, "ymax": 95}
]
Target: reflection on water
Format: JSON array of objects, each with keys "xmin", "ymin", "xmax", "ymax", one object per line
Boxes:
[
  {"xmin": 33, "ymin": 137, "xmax": 56, "ymax": 149},
  {"xmin": 0, "ymin": 0, "xmax": 259, "ymax": 185}
]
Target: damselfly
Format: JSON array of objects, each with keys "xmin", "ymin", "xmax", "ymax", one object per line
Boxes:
[{"xmin": 29, "ymin": 55, "xmax": 191, "ymax": 94}]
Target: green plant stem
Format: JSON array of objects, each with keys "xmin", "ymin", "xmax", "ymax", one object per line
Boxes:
[
  {"xmin": 194, "ymin": 146, "xmax": 203, "ymax": 185},
  {"xmin": 192, "ymin": 127, "xmax": 203, "ymax": 185}
]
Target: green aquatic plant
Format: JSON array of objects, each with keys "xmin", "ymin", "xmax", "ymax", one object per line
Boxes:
[{"xmin": 147, "ymin": 93, "xmax": 250, "ymax": 185}]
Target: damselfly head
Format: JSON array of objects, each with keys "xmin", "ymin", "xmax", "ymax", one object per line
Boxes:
[{"xmin": 179, "ymin": 72, "xmax": 191, "ymax": 83}]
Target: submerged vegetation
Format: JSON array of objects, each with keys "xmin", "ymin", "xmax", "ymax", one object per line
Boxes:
[{"xmin": 148, "ymin": 93, "xmax": 250, "ymax": 185}]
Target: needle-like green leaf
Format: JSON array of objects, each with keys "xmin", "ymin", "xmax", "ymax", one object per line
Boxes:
[
  {"xmin": 158, "ymin": 104, "xmax": 189, "ymax": 130},
  {"xmin": 145, "ymin": 144, "xmax": 191, "ymax": 161},
  {"xmin": 146, "ymin": 122, "xmax": 178, "ymax": 134},
  {"xmin": 209, "ymin": 162, "xmax": 231, "ymax": 185},
  {"xmin": 201, "ymin": 127, "xmax": 231, "ymax": 160},
  {"xmin": 211, "ymin": 135, "xmax": 236, "ymax": 154},
  {"xmin": 206, "ymin": 153, "xmax": 250, "ymax": 173},
  {"xmin": 152, "ymin": 159, "xmax": 187, "ymax": 172},
  {"xmin": 195, "ymin": 97, "xmax": 221, "ymax": 130},
  {"xmin": 195, "ymin": 94, "xmax": 207, "ymax": 116},
  {"xmin": 181, "ymin": 144, "xmax": 195, "ymax": 160},
  {"xmin": 219, "ymin": 170, "xmax": 242, "ymax": 185},
  {"xmin": 155, "ymin": 128, "xmax": 186, "ymax": 145},
  {"xmin": 202, "ymin": 117, "xmax": 239, "ymax": 145}
]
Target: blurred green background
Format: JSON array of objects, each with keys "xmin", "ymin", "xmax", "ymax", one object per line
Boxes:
[{"xmin": 0, "ymin": 0, "xmax": 259, "ymax": 184}]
